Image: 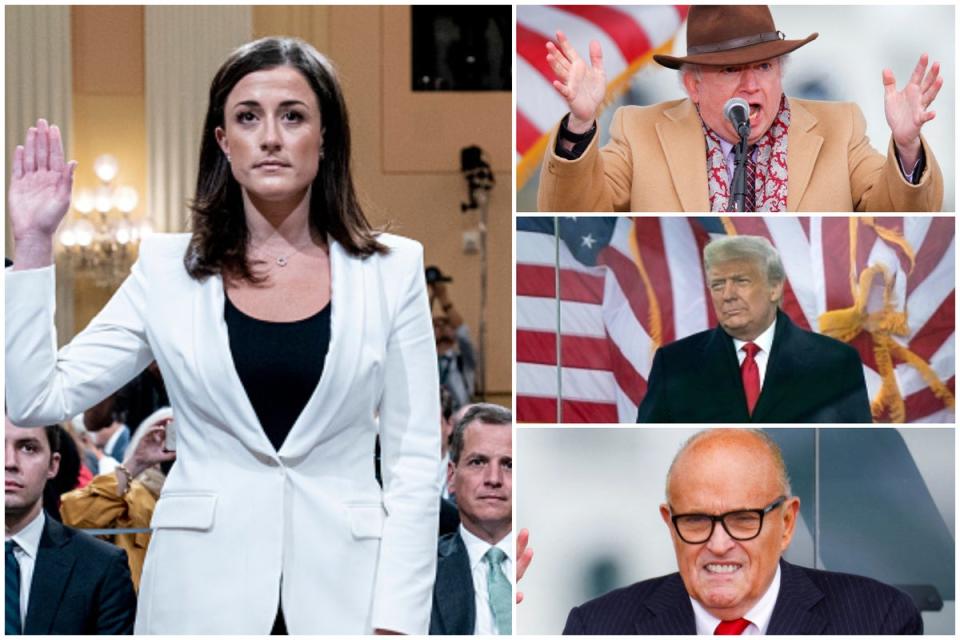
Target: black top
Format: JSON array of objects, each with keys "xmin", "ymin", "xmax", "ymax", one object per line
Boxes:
[{"xmin": 225, "ymin": 294, "xmax": 331, "ymax": 451}]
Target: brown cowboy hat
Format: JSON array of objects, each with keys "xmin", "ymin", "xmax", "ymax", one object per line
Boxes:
[{"xmin": 653, "ymin": 5, "xmax": 818, "ymax": 70}]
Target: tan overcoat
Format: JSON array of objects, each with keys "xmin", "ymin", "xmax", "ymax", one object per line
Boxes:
[{"xmin": 538, "ymin": 98, "xmax": 943, "ymax": 212}]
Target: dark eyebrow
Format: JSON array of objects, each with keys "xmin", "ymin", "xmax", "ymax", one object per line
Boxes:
[
  {"xmin": 233, "ymin": 99, "xmax": 308, "ymax": 109},
  {"xmin": 13, "ymin": 436, "xmax": 42, "ymax": 447}
]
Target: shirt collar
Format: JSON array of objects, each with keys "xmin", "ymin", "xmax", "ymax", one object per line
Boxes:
[
  {"xmin": 104, "ymin": 423, "xmax": 128, "ymax": 453},
  {"xmin": 732, "ymin": 314, "xmax": 777, "ymax": 355},
  {"xmin": 459, "ymin": 523, "xmax": 513, "ymax": 571},
  {"xmin": 690, "ymin": 562, "xmax": 782, "ymax": 634},
  {"xmin": 7, "ymin": 508, "xmax": 45, "ymax": 560}
]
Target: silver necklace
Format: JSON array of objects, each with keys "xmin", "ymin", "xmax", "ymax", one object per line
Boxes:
[{"xmin": 253, "ymin": 236, "xmax": 316, "ymax": 268}]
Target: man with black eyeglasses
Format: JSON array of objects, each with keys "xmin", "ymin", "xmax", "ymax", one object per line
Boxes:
[{"xmin": 562, "ymin": 429, "xmax": 921, "ymax": 635}]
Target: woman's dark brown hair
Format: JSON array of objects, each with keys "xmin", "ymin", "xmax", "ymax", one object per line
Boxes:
[{"xmin": 185, "ymin": 37, "xmax": 386, "ymax": 282}]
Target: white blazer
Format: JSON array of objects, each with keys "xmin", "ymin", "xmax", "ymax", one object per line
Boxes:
[{"xmin": 5, "ymin": 233, "xmax": 441, "ymax": 634}]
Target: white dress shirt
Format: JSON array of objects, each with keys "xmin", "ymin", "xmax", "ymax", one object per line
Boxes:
[
  {"xmin": 6, "ymin": 509, "xmax": 45, "ymax": 625},
  {"xmin": 691, "ymin": 563, "xmax": 782, "ymax": 635},
  {"xmin": 733, "ymin": 316, "xmax": 777, "ymax": 389},
  {"xmin": 459, "ymin": 524, "xmax": 514, "ymax": 635}
]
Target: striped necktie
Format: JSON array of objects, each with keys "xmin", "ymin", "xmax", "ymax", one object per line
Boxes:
[
  {"xmin": 485, "ymin": 547, "xmax": 511, "ymax": 635},
  {"xmin": 743, "ymin": 146, "xmax": 757, "ymax": 212},
  {"xmin": 5, "ymin": 540, "xmax": 22, "ymax": 635}
]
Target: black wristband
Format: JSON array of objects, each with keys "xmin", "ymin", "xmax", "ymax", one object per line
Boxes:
[{"xmin": 558, "ymin": 113, "xmax": 597, "ymax": 142}]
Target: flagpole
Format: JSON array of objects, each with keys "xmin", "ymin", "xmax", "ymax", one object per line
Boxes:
[{"xmin": 554, "ymin": 216, "xmax": 562, "ymax": 423}]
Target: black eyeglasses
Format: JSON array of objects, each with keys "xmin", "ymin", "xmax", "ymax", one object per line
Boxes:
[{"xmin": 670, "ymin": 496, "xmax": 787, "ymax": 544}]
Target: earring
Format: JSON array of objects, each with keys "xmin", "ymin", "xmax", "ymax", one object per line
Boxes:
[
  {"xmin": 318, "ymin": 150, "xmax": 324, "ymax": 161},
  {"xmin": 226, "ymin": 154, "xmax": 231, "ymax": 163}
]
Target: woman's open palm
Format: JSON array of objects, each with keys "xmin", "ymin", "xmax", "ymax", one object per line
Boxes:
[{"xmin": 8, "ymin": 118, "xmax": 77, "ymax": 241}]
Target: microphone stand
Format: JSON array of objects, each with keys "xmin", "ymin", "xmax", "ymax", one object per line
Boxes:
[{"xmin": 730, "ymin": 126, "xmax": 750, "ymax": 212}]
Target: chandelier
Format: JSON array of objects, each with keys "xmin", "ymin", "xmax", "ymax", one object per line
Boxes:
[{"xmin": 57, "ymin": 154, "xmax": 153, "ymax": 287}]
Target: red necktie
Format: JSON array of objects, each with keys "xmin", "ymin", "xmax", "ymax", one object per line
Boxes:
[
  {"xmin": 740, "ymin": 342, "xmax": 761, "ymax": 415},
  {"xmin": 715, "ymin": 618, "xmax": 751, "ymax": 635}
]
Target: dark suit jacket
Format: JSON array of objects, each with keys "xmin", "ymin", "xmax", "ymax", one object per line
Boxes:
[
  {"xmin": 636, "ymin": 310, "xmax": 872, "ymax": 423},
  {"xmin": 439, "ymin": 497, "xmax": 460, "ymax": 537},
  {"xmin": 24, "ymin": 515, "xmax": 136, "ymax": 634},
  {"xmin": 429, "ymin": 532, "xmax": 475, "ymax": 635},
  {"xmin": 563, "ymin": 559, "xmax": 922, "ymax": 635}
]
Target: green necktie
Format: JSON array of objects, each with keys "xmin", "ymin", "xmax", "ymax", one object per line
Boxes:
[
  {"xmin": 6, "ymin": 540, "xmax": 22, "ymax": 635},
  {"xmin": 484, "ymin": 547, "xmax": 511, "ymax": 635}
]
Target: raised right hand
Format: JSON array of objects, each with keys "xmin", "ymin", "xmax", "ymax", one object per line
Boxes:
[
  {"xmin": 545, "ymin": 31, "xmax": 607, "ymax": 132},
  {"xmin": 8, "ymin": 118, "xmax": 77, "ymax": 246}
]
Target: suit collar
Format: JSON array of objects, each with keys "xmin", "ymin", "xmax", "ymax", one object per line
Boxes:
[
  {"xmin": 709, "ymin": 309, "xmax": 802, "ymax": 422},
  {"xmin": 767, "ymin": 559, "xmax": 827, "ymax": 634},
  {"xmin": 702, "ymin": 326, "xmax": 752, "ymax": 422},
  {"xmin": 8, "ymin": 508, "xmax": 45, "ymax": 559},
  {"xmin": 656, "ymin": 96, "xmax": 824, "ymax": 212},
  {"xmin": 25, "ymin": 516, "xmax": 74, "ymax": 634},
  {"xmin": 435, "ymin": 532, "xmax": 476, "ymax": 634},
  {"xmin": 635, "ymin": 573, "xmax": 697, "ymax": 634},
  {"xmin": 194, "ymin": 237, "xmax": 366, "ymax": 460},
  {"xmin": 657, "ymin": 99, "xmax": 711, "ymax": 212},
  {"xmin": 786, "ymin": 99, "xmax": 823, "ymax": 212},
  {"xmin": 752, "ymin": 309, "xmax": 803, "ymax": 420}
]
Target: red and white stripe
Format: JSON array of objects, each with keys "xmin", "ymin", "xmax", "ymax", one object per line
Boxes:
[{"xmin": 516, "ymin": 5, "xmax": 689, "ymax": 188}]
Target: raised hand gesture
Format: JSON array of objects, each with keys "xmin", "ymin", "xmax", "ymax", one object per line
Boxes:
[
  {"xmin": 545, "ymin": 31, "xmax": 607, "ymax": 133},
  {"xmin": 124, "ymin": 419, "xmax": 177, "ymax": 479},
  {"xmin": 516, "ymin": 528, "xmax": 534, "ymax": 604},
  {"xmin": 882, "ymin": 54, "xmax": 942, "ymax": 168},
  {"xmin": 8, "ymin": 118, "xmax": 77, "ymax": 268}
]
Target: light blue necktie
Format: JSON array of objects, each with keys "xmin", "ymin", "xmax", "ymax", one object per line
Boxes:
[
  {"xmin": 6, "ymin": 540, "xmax": 22, "ymax": 635},
  {"xmin": 484, "ymin": 547, "xmax": 511, "ymax": 635}
]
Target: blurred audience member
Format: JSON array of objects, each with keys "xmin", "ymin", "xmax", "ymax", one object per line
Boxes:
[
  {"xmin": 122, "ymin": 363, "xmax": 169, "ymax": 435},
  {"xmin": 60, "ymin": 408, "xmax": 176, "ymax": 591},
  {"xmin": 83, "ymin": 393, "xmax": 131, "ymax": 473},
  {"xmin": 42, "ymin": 424, "xmax": 87, "ymax": 521},
  {"xmin": 5, "ymin": 414, "xmax": 136, "ymax": 633},
  {"xmin": 430, "ymin": 404, "xmax": 512, "ymax": 635},
  {"xmin": 428, "ymin": 266, "xmax": 477, "ymax": 409},
  {"xmin": 439, "ymin": 386, "xmax": 456, "ymax": 499}
]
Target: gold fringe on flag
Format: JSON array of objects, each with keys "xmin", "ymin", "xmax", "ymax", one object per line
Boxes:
[
  {"xmin": 819, "ymin": 218, "xmax": 953, "ymax": 422},
  {"xmin": 628, "ymin": 220, "xmax": 663, "ymax": 355}
]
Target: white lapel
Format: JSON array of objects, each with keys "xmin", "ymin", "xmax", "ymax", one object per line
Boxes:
[
  {"xmin": 193, "ymin": 271, "xmax": 279, "ymax": 459},
  {"xmin": 191, "ymin": 240, "xmax": 367, "ymax": 460},
  {"xmin": 278, "ymin": 239, "xmax": 366, "ymax": 459}
]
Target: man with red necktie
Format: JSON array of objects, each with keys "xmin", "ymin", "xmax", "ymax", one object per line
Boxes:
[
  {"xmin": 637, "ymin": 235, "xmax": 872, "ymax": 423},
  {"xmin": 562, "ymin": 429, "xmax": 922, "ymax": 634}
]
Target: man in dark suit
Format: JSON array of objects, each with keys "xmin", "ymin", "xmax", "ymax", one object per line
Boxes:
[
  {"xmin": 637, "ymin": 235, "xmax": 872, "ymax": 423},
  {"xmin": 563, "ymin": 429, "xmax": 921, "ymax": 634},
  {"xmin": 5, "ymin": 415, "xmax": 136, "ymax": 634},
  {"xmin": 430, "ymin": 404, "xmax": 513, "ymax": 635}
]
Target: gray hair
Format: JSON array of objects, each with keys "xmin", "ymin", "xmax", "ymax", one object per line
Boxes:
[
  {"xmin": 449, "ymin": 403, "xmax": 512, "ymax": 464},
  {"xmin": 703, "ymin": 235, "xmax": 785, "ymax": 287},
  {"xmin": 665, "ymin": 428, "xmax": 793, "ymax": 503}
]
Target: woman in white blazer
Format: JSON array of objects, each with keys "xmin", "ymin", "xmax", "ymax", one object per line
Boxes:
[{"xmin": 6, "ymin": 37, "xmax": 440, "ymax": 634}]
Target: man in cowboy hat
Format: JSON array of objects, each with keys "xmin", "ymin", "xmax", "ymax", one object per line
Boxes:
[{"xmin": 537, "ymin": 5, "xmax": 943, "ymax": 212}]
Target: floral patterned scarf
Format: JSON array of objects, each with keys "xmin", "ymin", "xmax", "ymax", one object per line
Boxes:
[{"xmin": 703, "ymin": 95, "xmax": 790, "ymax": 212}]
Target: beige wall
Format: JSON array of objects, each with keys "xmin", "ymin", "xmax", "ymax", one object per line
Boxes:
[{"xmin": 14, "ymin": 5, "xmax": 512, "ymax": 404}]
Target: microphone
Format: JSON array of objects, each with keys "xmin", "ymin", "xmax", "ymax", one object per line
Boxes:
[{"xmin": 724, "ymin": 98, "xmax": 750, "ymax": 140}]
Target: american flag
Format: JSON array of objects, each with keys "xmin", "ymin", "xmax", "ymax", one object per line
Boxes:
[
  {"xmin": 516, "ymin": 216, "xmax": 955, "ymax": 423},
  {"xmin": 516, "ymin": 5, "xmax": 689, "ymax": 188}
]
